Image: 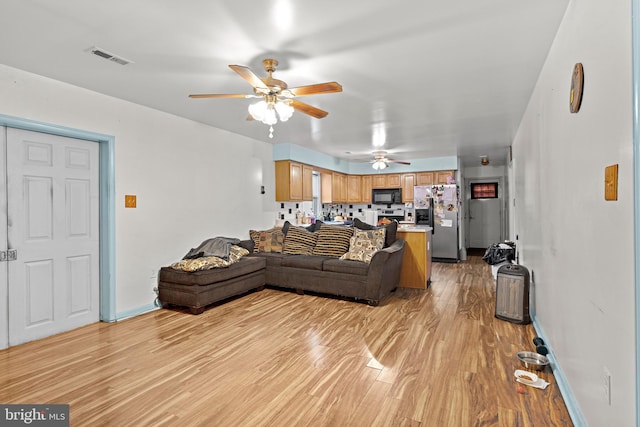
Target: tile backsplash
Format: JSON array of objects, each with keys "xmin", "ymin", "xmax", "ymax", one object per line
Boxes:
[{"xmin": 274, "ymin": 202, "xmax": 407, "ymax": 226}]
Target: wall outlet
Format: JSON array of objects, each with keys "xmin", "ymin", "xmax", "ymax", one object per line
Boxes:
[{"xmin": 603, "ymin": 367, "xmax": 612, "ymax": 405}]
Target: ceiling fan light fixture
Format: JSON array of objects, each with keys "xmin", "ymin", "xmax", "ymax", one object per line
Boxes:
[
  {"xmin": 372, "ymin": 159, "xmax": 388, "ymax": 170},
  {"xmin": 274, "ymin": 100, "xmax": 294, "ymax": 122},
  {"xmin": 248, "ymin": 98, "xmax": 294, "ymax": 127}
]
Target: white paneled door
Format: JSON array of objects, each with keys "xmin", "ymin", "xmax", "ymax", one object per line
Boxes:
[{"xmin": 5, "ymin": 128, "xmax": 99, "ymax": 346}]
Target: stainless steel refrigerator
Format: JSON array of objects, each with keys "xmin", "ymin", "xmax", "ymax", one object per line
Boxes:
[{"xmin": 414, "ymin": 185, "xmax": 459, "ymax": 262}]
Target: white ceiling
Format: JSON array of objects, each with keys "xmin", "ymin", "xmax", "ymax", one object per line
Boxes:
[{"xmin": 0, "ymin": 0, "xmax": 569, "ymax": 167}]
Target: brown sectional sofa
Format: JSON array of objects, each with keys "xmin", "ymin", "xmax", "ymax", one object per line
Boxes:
[{"xmin": 158, "ymin": 220, "xmax": 405, "ymax": 313}]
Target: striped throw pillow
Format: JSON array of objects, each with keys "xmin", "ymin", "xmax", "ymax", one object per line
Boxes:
[
  {"xmin": 283, "ymin": 225, "xmax": 318, "ymax": 255},
  {"xmin": 312, "ymin": 224, "xmax": 354, "ymax": 257}
]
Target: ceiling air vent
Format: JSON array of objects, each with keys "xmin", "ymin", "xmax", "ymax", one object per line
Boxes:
[{"xmin": 88, "ymin": 46, "xmax": 133, "ymax": 66}]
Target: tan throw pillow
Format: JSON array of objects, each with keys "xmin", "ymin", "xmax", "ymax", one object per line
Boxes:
[
  {"xmin": 249, "ymin": 227, "xmax": 284, "ymax": 253},
  {"xmin": 283, "ymin": 225, "xmax": 319, "ymax": 255},
  {"xmin": 353, "ymin": 218, "xmax": 397, "ymax": 247},
  {"xmin": 340, "ymin": 228, "xmax": 386, "ymax": 263},
  {"xmin": 312, "ymin": 224, "xmax": 354, "ymax": 257}
]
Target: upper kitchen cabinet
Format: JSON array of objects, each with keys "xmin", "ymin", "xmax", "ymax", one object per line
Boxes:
[
  {"xmin": 303, "ymin": 164, "xmax": 313, "ymax": 200},
  {"xmin": 401, "ymin": 173, "xmax": 416, "ymax": 203},
  {"xmin": 361, "ymin": 175, "xmax": 372, "ymax": 204},
  {"xmin": 275, "ymin": 160, "xmax": 312, "ymax": 202},
  {"xmin": 321, "ymin": 172, "xmax": 333, "ymax": 204},
  {"xmin": 372, "ymin": 173, "xmax": 401, "ymax": 189},
  {"xmin": 387, "ymin": 174, "xmax": 401, "ymax": 188},
  {"xmin": 347, "ymin": 175, "xmax": 362, "ymax": 203},
  {"xmin": 416, "ymin": 172, "xmax": 434, "ymax": 186},
  {"xmin": 436, "ymin": 170, "xmax": 454, "ymax": 184},
  {"xmin": 332, "ymin": 172, "xmax": 347, "ymax": 203}
]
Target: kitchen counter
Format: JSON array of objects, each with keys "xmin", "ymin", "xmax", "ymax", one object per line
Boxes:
[{"xmin": 397, "ymin": 225, "xmax": 433, "ymax": 233}]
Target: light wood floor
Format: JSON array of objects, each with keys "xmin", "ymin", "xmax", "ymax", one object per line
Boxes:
[{"xmin": 0, "ymin": 255, "xmax": 572, "ymax": 426}]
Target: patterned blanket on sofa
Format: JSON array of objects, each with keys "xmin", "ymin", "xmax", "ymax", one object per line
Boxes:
[{"xmin": 171, "ymin": 245, "xmax": 249, "ymax": 272}]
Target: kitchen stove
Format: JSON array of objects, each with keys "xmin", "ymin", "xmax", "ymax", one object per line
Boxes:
[{"xmin": 377, "ymin": 208, "xmax": 406, "ymax": 223}]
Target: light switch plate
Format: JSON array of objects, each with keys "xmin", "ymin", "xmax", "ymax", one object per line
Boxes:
[
  {"xmin": 605, "ymin": 164, "xmax": 618, "ymax": 201},
  {"xmin": 125, "ymin": 194, "xmax": 137, "ymax": 208}
]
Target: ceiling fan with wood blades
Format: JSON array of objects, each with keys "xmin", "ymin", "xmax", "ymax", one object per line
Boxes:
[
  {"xmin": 370, "ymin": 151, "xmax": 411, "ymax": 170},
  {"xmin": 189, "ymin": 59, "xmax": 342, "ymax": 137}
]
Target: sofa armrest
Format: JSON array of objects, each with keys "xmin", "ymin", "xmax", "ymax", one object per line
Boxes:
[{"xmin": 365, "ymin": 238, "xmax": 405, "ymax": 303}]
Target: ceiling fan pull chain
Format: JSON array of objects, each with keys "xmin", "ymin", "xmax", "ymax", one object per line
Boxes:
[{"xmin": 269, "ymin": 126, "xmax": 274, "ymax": 139}]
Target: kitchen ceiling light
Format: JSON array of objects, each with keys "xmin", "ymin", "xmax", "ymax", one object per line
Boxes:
[
  {"xmin": 248, "ymin": 95, "xmax": 294, "ymax": 138},
  {"xmin": 481, "ymin": 156, "xmax": 490, "ymax": 166},
  {"xmin": 372, "ymin": 159, "xmax": 388, "ymax": 170}
]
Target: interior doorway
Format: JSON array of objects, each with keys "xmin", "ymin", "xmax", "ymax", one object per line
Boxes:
[
  {"xmin": 465, "ymin": 178, "xmax": 505, "ymax": 252},
  {"xmin": 0, "ymin": 115, "xmax": 115, "ymax": 350},
  {"xmin": 5, "ymin": 128, "xmax": 100, "ymax": 346}
]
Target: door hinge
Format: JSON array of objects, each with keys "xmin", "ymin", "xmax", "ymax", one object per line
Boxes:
[{"xmin": 0, "ymin": 250, "xmax": 17, "ymax": 261}]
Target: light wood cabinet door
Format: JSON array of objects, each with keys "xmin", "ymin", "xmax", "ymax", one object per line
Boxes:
[
  {"xmin": 347, "ymin": 175, "xmax": 361, "ymax": 203},
  {"xmin": 275, "ymin": 160, "xmax": 313, "ymax": 201},
  {"xmin": 302, "ymin": 164, "xmax": 313, "ymax": 201},
  {"xmin": 401, "ymin": 173, "xmax": 415, "ymax": 203},
  {"xmin": 361, "ymin": 175, "xmax": 372, "ymax": 203},
  {"xmin": 372, "ymin": 174, "xmax": 386, "ymax": 188},
  {"xmin": 275, "ymin": 160, "xmax": 302, "ymax": 201},
  {"xmin": 397, "ymin": 230, "xmax": 432, "ymax": 289},
  {"xmin": 332, "ymin": 172, "xmax": 347, "ymax": 203},
  {"xmin": 416, "ymin": 172, "xmax": 434, "ymax": 186},
  {"xmin": 321, "ymin": 172, "xmax": 332, "ymax": 203},
  {"xmin": 386, "ymin": 174, "xmax": 401, "ymax": 188},
  {"xmin": 436, "ymin": 170, "xmax": 454, "ymax": 184}
]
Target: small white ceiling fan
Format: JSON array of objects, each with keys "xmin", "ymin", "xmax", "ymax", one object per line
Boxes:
[{"xmin": 370, "ymin": 151, "xmax": 411, "ymax": 170}]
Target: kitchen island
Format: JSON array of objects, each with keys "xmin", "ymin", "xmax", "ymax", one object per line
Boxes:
[{"xmin": 397, "ymin": 226, "xmax": 433, "ymax": 289}]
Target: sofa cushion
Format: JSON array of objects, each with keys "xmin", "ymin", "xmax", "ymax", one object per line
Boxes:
[
  {"xmin": 322, "ymin": 258, "xmax": 370, "ymax": 276},
  {"xmin": 249, "ymin": 252, "xmax": 285, "ymax": 268},
  {"xmin": 249, "ymin": 227, "xmax": 284, "ymax": 253},
  {"xmin": 312, "ymin": 224, "xmax": 354, "ymax": 257},
  {"xmin": 340, "ymin": 228, "xmax": 386, "ymax": 264},
  {"xmin": 353, "ymin": 218, "xmax": 397, "ymax": 247},
  {"xmin": 283, "ymin": 225, "xmax": 319, "ymax": 255},
  {"xmin": 281, "ymin": 255, "xmax": 329, "ymax": 271}
]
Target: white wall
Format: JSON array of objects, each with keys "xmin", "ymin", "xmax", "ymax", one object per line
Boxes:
[
  {"xmin": 0, "ymin": 64, "xmax": 277, "ymax": 316},
  {"xmin": 511, "ymin": 0, "xmax": 634, "ymax": 424}
]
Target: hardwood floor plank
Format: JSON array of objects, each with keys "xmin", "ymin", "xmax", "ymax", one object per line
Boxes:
[{"xmin": 0, "ymin": 255, "xmax": 573, "ymax": 426}]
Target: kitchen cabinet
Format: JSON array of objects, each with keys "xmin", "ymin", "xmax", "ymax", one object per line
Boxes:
[
  {"xmin": 361, "ymin": 175, "xmax": 372, "ymax": 203},
  {"xmin": 321, "ymin": 172, "xmax": 333, "ymax": 203},
  {"xmin": 275, "ymin": 160, "xmax": 312, "ymax": 201},
  {"xmin": 397, "ymin": 229, "xmax": 432, "ymax": 289},
  {"xmin": 416, "ymin": 172, "xmax": 434, "ymax": 186},
  {"xmin": 332, "ymin": 172, "xmax": 347, "ymax": 203},
  {"xmin": 303, "ymin": 164, "xmax": 313, "ymax": 201},
  {"xmin": 401, "ymin": 173, "xmax": 415, "ymax": 203},
  {"xmin": 387, "ymin": 174, "xmax": 401, "ymax": 188},
  {"xmin": 347, "ymin": 175, "xmax": 362, "ymax": 203},
  {"xmin": 436, "ymin": 170, "xmax": 454, "ymax": 184},
  {"xmin": 372, "ymin": 173, "xmax": 401, "ymax": 189},
  {"xmin": 372, "ymin": 174, "xmax": 386, "ymax": 188}
]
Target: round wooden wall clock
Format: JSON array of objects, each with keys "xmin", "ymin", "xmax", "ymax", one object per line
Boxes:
[{"xmin": 570, "ymin": 62, "xmax": 584, "ymax": 113}]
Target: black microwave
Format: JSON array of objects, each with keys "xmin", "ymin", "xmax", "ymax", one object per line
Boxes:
[{"xmin": 372, "ymin": 188, "xmax": 402, "ymax": 205}]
